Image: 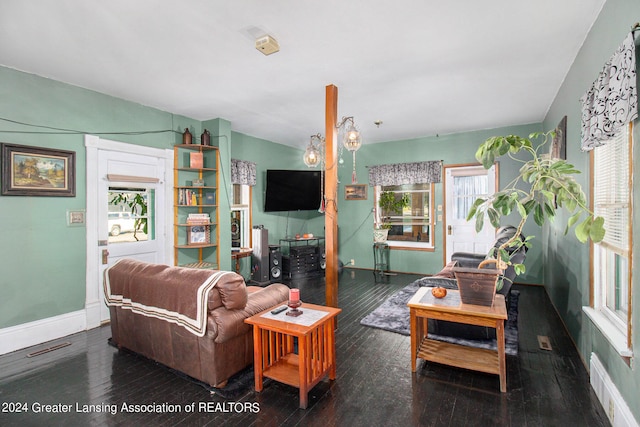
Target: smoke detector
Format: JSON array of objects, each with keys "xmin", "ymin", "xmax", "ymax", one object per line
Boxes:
[{"xmin": 255, "ymin": 35, "xmax": 280, "ymax": 56}]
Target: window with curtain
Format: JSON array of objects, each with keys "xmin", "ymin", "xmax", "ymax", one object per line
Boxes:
[
  {"xmin": 587, "ymin": 123, "xmax": 633, "ymax": 356},
  {"xmin": 370, "ymin": 161, "xmax": 441, "ymax": 250},
  {"xmin": 375, "ymin": 183, "xmax": 434, "ymax": 249},
  {"xmin": 231, "ymin": 184, "xmax": 251, "ymax": 248},
  {"xmin": 580, "ymin": 30, "xmax": 636, "ymax": 358},
  {"xmin": 230, "ymin": 159, "xmax": 256, "ymax": 249}
]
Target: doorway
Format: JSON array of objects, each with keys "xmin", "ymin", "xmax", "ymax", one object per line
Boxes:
[
  {"xmin": 444, "ymin": 164, "xmax": 497, "ymax": 262},
  {"xmin": 85, "ymin": 136, "xmax": 173, "ymax": 328}
]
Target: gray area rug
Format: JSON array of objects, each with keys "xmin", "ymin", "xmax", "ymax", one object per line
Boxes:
[{"xmin": 360, "ymin": 280, "xmax": 519, "ymax": 356}]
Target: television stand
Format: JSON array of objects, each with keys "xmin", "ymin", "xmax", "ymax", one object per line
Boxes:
[{"xmin": 279, "ymin": 237, "xmax": 325, "ymax": 280}]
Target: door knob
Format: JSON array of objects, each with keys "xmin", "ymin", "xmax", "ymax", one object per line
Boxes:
[
  {"xmin": 102, "ymin": 249, "xmax": 109, "ymax": 265},
  {"xmin": 447, "ymin": 225, "xmax": 452, "ymax": 235}
]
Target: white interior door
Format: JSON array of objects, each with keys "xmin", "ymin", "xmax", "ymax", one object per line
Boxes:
[
  {"xmin": 445, "ymin": 164, "xmax": 497, "ymax": 261},
  {"xmin": 85, "ymin": 136, "xmax": 172, "ymax": 327}
]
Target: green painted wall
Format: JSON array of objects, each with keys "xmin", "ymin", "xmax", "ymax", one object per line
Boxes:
[
  {"xmin": 336, "ymin": 124, "xmax": 543, "ymax": 282},
  {"xmin": 230, "ymin": 131, "xmax": 324, "ymax": 239},
  {"xmin": 541, "ymin": 0, "xmax": 640, "ymax": 421},
  {"xmin": 0, "ymin": 66, "xmax": 197, "ymax": 329}
]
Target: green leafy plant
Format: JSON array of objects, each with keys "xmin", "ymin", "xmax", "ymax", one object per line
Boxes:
[
  {"xmin": 467, "ymin": 131, "xmax": 605, "ymax": 278},
  {"xmin": 377, "ymin": 191, "xmax": 410, "ymax": 230},
  {"xmin": 109, "ymin": 192, "xmax": 148, "ymax": 241}
]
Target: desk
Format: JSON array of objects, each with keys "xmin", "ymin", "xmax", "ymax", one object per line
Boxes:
[
  {"xmin": 408, "ymin": 287, "xmax": 508, "ymax": 392},
  {"xmin": 245, "ymin": 302, "xmax": 341, "ymax": 409},
  {"xmin": 231, "ymin": 248, "xmax": 252, "ymax": 274}
]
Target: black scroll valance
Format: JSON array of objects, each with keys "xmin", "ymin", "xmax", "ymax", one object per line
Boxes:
[
  {"xmin": 580, "ymin": 31, "xmax": 638, "ymax": 151},
  {"xmin": 231, "ymin": 159, "xmax": 256, "ymax": 186}
]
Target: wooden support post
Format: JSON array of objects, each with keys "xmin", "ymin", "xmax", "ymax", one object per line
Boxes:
[{"xmin": 325, "ymin": 84, "xmax": 339, "ymax": 308}]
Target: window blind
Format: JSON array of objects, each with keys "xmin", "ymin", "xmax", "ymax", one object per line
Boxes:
[{"xmin": 593, "ymin": 125, "xmax": 631, "ymax": 256}]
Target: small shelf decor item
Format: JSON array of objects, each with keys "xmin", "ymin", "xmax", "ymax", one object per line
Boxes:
[
  {"xmin": 190, "ymin": 152, "xmax": 203, "ymax": 168},
  {"xmin": 182, "ymin": 129, "xmax": 192, "ymax": 145},
  {"xmin": 1, "ymin": 143, "xmax": 76, "ymax": 196},
  {"xmin": 201, "ymin": 129, "xmax": 211, "ymax": 146},
  {"xmin": 187, "ymin": 225, "xmax": 210, "ymax": 245},
  {"xmin": 286, "ymin": 288, "xmax": 303, "ymax": 317}
]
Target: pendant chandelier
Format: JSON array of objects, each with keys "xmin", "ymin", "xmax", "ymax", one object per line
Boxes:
[{"xmin": 302, "ymin": 116, "xmax": 362, "ymax": 183}]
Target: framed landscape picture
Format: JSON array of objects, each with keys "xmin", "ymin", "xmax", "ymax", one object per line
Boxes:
[
  {"xmin": 345, "ymin": 184, "xmax": 367, "ymax": 200},
  {"xmin": 1, "ymin": 143, "xmax": 76, "ymax": 196}
]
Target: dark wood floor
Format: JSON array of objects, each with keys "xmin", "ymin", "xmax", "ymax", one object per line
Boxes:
[{"xmin": 0, "ymin": 269, "xmax": 609, "ymax": 427}]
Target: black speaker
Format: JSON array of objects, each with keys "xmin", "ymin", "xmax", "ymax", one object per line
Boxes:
[
  {"xmin": 251, "ymin": 227, "xmax": 270, "ymax": 285},
  {"xmin": 269, "ymin": 245, "xmax": 282, "ymax": 282}
]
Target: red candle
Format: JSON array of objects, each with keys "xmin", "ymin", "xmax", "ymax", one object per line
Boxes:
[{"xmin": 289, "ymin": 288, "xmax": 300, "ymax": 303}]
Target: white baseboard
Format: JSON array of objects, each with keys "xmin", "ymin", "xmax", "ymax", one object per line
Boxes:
[
  {"xmin": 0, "ymin": 310, "xmax": 87, "ymax": 355},
  {"xmin": 85, "ymin": 301, "xmax": 103, "ymax": 330},
  {"xmin": 590, "ymin": 352, "xmax": 639, "ymax": 427}
]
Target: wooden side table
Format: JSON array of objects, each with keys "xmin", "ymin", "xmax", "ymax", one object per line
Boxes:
[
  {"xmin": 408, "ymin": 287, "xmax": 508, "ymax": 392},
  {"xmin": 245, "ymin": 302, "xmax": 341, "ymax": 409},
  {"xmin": 231, "ymin": 248, "xmax": 252, "ymax": 274}
]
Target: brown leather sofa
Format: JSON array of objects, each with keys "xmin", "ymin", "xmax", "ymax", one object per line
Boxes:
[{"xmin": 104, "ymin": 259, "xmax": 289, "ymax": 387}]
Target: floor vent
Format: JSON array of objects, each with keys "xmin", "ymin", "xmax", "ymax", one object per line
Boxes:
[
  {"xmin": 537, "ymin": 335, "xmax": 552, "ymax": 351},
  {"xmin": 27, "ymin": 342, "xmax": 71, "ymax": 358}
]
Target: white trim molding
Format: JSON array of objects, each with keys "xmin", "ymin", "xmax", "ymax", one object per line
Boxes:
[
  {"xmin": 84, "ymin": 135, "xmax": 174, "ymax": 329},
  {"xmin": 590, "ymin": 353, "xmax": 638, "ymax": 427},
  {"xmin": 0, "ymin": 310, "xmax": 86, "ymax": 355},
  {"xmin": 583, "ymin": 306, "xmax": 633, "ymax": 357}
]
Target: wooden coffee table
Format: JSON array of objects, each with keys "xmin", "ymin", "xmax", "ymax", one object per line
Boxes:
[
  {"xmin": 408, "ymin": 287, "xmax": 508, "ymax": 392},
  {"xmin": 245, "ymin": 302, "xmax": 341, "ymax": 409}
]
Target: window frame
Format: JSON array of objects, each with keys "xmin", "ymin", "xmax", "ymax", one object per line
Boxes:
[
  {"xmin": 230, "ymin": 184, "xmax": 252, "ymax": 248},
  {"xmin": 583, "ymin": 122, "xmax": 633, "ymax": 358},
  {"xmin": 374, "ymin": 183, "xmax": 435, "ymax": 250}
]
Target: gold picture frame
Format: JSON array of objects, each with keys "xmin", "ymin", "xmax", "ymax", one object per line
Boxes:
[
  {"xmin": 1, "ymin": 143, "xmax": 76, "ymax": 196},
  {"xmin": 345, "ymin": 184, "xmax": 367, "ymax": 200}
]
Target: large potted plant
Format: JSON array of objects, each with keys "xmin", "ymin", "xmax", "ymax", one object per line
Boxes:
[
  {"xmin": 460, "ymin": 131, "xmax": 605, "ymax": 305},
  {"xmin": 374, "ymin": 190, "xmax": 410, "ymax": 242}
]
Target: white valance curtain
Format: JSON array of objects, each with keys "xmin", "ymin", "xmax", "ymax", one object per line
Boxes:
[
  {"xmin": 368, "ymin": 161, "xmax": 442, "ymax": 186},
  {"xmin": 580, "ymin": 31, "xmax": 638, "ymax": 151},
  {"xmin": 231, "ymin": 159, "xmax": 256, "ymax": 186}
]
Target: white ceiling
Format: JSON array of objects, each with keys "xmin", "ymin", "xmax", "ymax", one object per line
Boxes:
[{"xmin": 0, "ymin": 0, "xmax": 606, "ymax": 150}]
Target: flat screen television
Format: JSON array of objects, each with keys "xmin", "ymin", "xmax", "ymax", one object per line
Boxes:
[{"xmin": 264, "ymin": 169, "xmax": 322, "ymax": 212}]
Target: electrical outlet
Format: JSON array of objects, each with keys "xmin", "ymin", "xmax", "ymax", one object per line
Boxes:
[{"xmin": 350, "ymin": 259, "xmax": 355, "ymax": 266}]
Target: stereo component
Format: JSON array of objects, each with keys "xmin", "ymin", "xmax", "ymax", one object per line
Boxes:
[{"xmin": 251, "ymin": 227, "xmax": 270, "ymax": 285}]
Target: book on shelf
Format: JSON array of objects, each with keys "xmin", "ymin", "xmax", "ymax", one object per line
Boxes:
[
  {"xmin": 187, "ymin": 213, "xmax": 210, "ymax": 225},
  {"xmin": 178, "ymin": 189, "xmax": 202, "ymax": 206}
]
